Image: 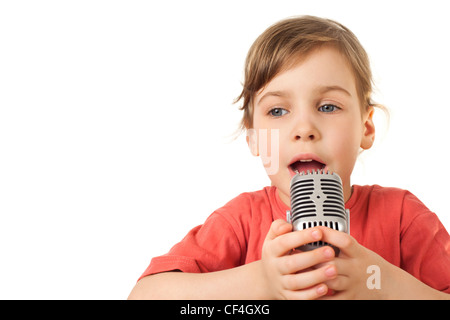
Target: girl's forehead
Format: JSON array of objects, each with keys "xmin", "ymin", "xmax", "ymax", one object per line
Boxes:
[{"xmin": 257, "ymin": 46, "xmax": 357, "ymax": 99}]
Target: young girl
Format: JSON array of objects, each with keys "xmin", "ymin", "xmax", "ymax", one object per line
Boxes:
[{"xmin": 129, "ymin": 15, "xmax": 450, "ymax": 299}]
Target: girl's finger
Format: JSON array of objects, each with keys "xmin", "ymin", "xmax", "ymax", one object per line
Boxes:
[
  {"xmin": 270, "ymin": 227, "xmax": 323, "ymax": 257},
  {"xmin": 316, "ymin": 226, "xmax": 359, "ymax": 256},
  {"xmin": 278, "ymin": 245, "xmax": 335, "ymax": 274}
]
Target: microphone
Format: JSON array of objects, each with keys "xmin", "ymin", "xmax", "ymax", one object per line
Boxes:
[{"xmin": 286, "ymin": 169, "xmax": 349, "ymax": 255}]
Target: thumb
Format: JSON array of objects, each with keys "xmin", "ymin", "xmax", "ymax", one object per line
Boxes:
[{"xmin": 265, "ymin": 219, "xmax": 292, "ymax": 241}]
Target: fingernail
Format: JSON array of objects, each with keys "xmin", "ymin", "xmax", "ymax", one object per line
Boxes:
[
  {"xmin": 311, "ymin": 230, "xmax": 321, "ymax": 240},
  {"xmin": 325, "ymin": 266, "xmax": 336, "ymax": 277},
  {"xmin": 323, "ymin": 247, "xmax": 334, "ymax": 258},
  {"xmin": 317, "ymin": 284, "xmax": 327, "ymax": 295}
]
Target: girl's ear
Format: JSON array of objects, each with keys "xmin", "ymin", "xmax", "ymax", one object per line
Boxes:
[
  {"xmin": 246, "ymin": 128, "xmax": 259, "ymax": 157},
  {"xmin": 360, "ymin": 107, "xmax": 376, "ymax": 150}
]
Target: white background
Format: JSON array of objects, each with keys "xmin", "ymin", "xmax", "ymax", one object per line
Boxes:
[{"xmin": 1, "ymin": 0, "xmax": 449, "ymax": 299}]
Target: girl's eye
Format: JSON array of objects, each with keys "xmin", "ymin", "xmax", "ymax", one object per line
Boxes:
[
  {"xmin": 268, "ymin": 108, "xmax": 288, "ymax": 117},
  {"xmin": 318, "ymin": 104, "xmax": 340, "ymax": 113}
]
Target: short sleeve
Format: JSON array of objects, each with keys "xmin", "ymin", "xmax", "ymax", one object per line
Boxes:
[
  {"xmin": 138, "ymin": 212, "xmax": 244, "ymax": 280},
  {"xmin": 400, "ymin": 192, "xmax": 450, "ymax": 293}
]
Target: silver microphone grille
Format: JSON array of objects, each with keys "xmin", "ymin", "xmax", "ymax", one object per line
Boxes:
[{"xmin": 287, "ymin": 169, "xmax": 349, "ymax": 253}]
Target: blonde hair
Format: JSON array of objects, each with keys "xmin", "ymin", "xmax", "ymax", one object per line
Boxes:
[{"xmin": 235, "ymin": 15, "xmax": 384, "ymax": 130}]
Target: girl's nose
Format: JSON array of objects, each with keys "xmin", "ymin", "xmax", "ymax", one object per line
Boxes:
[
  {"xmin": 295, "ymin": 132, "xmax": 316, "ymax": 141},
  {"xmin": 292, "ymin": 115, "xmax": 320, "ymax": 142}
]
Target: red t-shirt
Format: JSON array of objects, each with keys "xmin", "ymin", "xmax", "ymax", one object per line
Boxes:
[{"xmin": 139, "ymin": 185, "xmax": 450, "ymax": 293}]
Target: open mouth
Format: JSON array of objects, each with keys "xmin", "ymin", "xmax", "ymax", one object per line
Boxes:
[{"xmin": 289, "ymin": 159, "xmax": 326, "ymax": 176}]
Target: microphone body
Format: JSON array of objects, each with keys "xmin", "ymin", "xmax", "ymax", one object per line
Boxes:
[{"xmin": 286, "ymin": 169, "xmax": 349, "ymax": 254}]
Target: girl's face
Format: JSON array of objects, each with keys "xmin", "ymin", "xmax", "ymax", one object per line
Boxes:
[{"xmin": 249, "ymin": 45, "xmax": 375, "ymax": 206}]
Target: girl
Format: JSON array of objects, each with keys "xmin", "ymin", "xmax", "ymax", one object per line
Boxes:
[{"xmin": 129, "ymin": 15, "xmax": 450, "ymax": 299}]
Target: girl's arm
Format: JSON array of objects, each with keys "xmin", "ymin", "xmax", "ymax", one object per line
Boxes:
[{"xmin": 128, "ymin": 261, "xmax": 266, "ymax": 300}]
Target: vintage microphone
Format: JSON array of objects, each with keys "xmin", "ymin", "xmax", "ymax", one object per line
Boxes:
[{"xmin": 286, "ymin": 169, "xmax": 349, "ymax": 255}]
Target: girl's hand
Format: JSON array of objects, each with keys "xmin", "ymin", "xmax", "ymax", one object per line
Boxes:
[
  {"xmin": 308, "ymin": 226, "xmax": 387, "ymax": 299},
  {"xmin": 315, "ymin": 226, "xmax": 440, "ymax": 300},
  {"xmin": 260, "ymin": 219, "xmax": 338, "ymax": 299}
]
